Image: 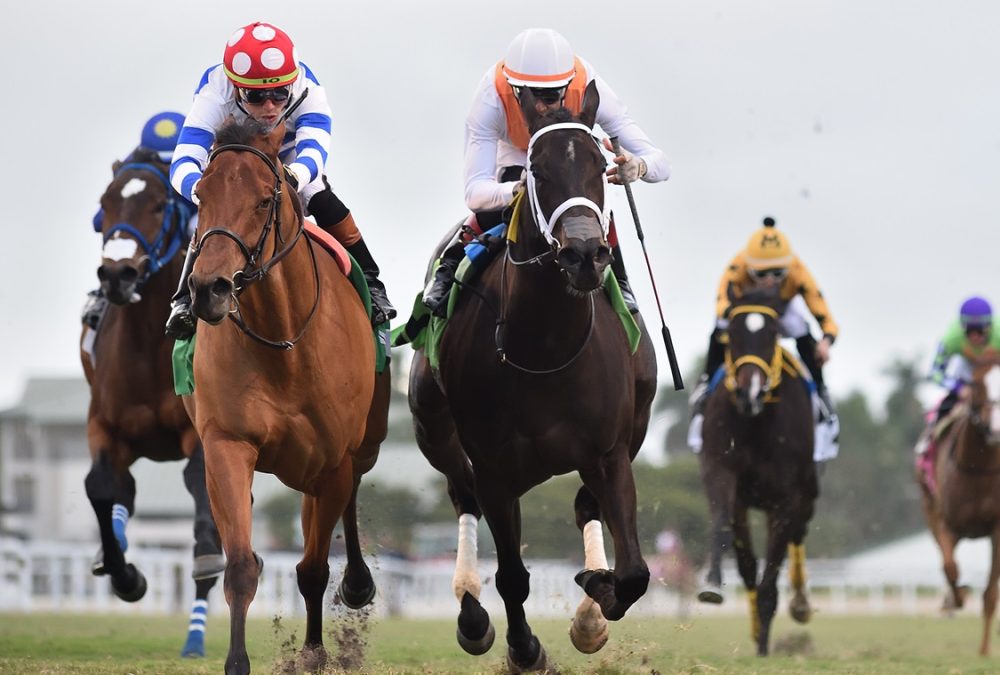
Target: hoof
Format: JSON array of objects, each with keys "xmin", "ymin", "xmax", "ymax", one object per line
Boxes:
[
  {"xmin": 181, "ymin": 632, "xmax": 205, "ymax": 658},
  {"xmin": 789, "ymin": 595, "xmax": 812, "ymax": 624},
  {"xmin": 697, "ymin": 584, "xmax": 724, "ymax": 604},
  {"xmin": 457, "ymin": 621, "xmax": 495, "ymax": 655},
  {"xmin": 192, "ymin": 554, "xmax": 225, "ymax": 580},
  {"xmin": 569, "ymin": 597, "xmax": 609, "ymax": 654},
  {"xmin": 506, "ymin": 641, "xmax": 547, "ymax": 674},
  {"xmin": 338, "ymin": 577, "xmax": 376, "ymax": 609},
  {"xmin": 111, "ymin": 564, "xmax": 147, "ymax": 602}
]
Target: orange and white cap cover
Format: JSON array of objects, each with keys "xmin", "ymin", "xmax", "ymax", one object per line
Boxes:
[{"xmin": 502, "ymin": 28, "xmax": 576, "ymax": 88}]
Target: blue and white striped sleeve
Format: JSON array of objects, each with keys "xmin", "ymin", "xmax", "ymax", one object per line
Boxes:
[
  {"xmin": 170, "ymin": 67, "xmax": 229, "ymax": 203},
  {"xmin": 286, "ymin": 62, "xmax": 332, "ymax": 186}
]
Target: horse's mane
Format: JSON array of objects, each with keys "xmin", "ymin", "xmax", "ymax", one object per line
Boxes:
[
  {"xmin": 735, "ymin": 288, "xmax": 786, "ymax": 315},
  {"xmin": 126, "ymin": 147, "xmax": 165, "ymax": 166},
  {"xmin": 215, "ymin": 117, "xmax": 272, "ymax": 148}
]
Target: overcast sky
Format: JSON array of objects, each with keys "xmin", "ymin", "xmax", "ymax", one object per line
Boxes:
[{"xmin": 3, "ymin": 0, "xmax": 998, "ymax": 410}]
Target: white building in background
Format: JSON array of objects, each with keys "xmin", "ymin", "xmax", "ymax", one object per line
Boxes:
[{"xmin": 0, "ymin": 375, "xmax": 441, "ymax": 549}]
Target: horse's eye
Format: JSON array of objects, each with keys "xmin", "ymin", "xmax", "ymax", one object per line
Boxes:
[
  {"xmin": 153, "ymin": 202, "xmax": 165, "ymax": 214},
  {"xmin": 257, "ymin": 198, "xmax": 271, "ymax": 210}
]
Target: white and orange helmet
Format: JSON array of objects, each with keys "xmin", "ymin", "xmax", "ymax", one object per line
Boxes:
[
  {"xmin": 502, "ymin": 28, "xmax": 576, "ymax": 89},
  {"xmin": 223, "ymin": 22, "xmax": 300, "ymax": 89}
]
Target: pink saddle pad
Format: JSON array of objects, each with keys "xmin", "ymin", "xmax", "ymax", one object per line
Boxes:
[{"xmin": 303, "ymin": 221, "xmax": 352, "ymax": 276}]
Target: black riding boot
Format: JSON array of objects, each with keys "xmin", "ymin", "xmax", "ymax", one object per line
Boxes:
[
  {"xmin": 82, "ymin": 289, "xmax": 108, "ymax": 329},
  {"xmin": 165, "ymin": 248, "xmax": 197, "ymax": 339},
  {"xmin": 610, "ymin": 243, "xmax": 639, "ymax": 313},
  {"xmin": 797, "ymin": 334, "xmax": 834, "ymax": 417},
  {"xmin": 690, "ymin": 328, "xmax": 726, "ymax": 416},
  {"xmin": 422, "ymin": 240, "xmax": 466, "ymax": 318},
  {"xmin": 346, "ymin": 239, "xmax": 396, "ymax": 325}
]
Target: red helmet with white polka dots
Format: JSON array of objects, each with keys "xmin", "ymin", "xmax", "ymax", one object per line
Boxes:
[{"xmin": 223, "ymin": 22, "xmax": 300, "ymax": 89}]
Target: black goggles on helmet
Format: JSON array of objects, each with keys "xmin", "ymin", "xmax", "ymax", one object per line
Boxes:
[
  {"xmin": 747, "ymin": 267, "xmax": 788, "ymax": 282},
  {"xmin": 965, "ymin": 324, "xmax": 991, "ymax": 336},
  {"xmin": 512, "ymin": 85, "xmax": 567, "ymax": 105},
  {"xmin": 238, "ymin": 86, "xmax": 291, "ymax": 105}
]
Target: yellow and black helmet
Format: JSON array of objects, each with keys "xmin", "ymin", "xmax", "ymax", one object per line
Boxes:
[{"xmin": 744, "ymin": 217, "xmax": 793, "ymax": 270}]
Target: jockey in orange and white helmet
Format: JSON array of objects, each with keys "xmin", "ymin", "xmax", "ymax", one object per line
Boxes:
[
  {"xmin": 421, "ymin": 28, "xmax": 671, "ymax": 317},
  {"xmin": 165, "ymin": 22, "xmax": 395, "ymax": 339}
]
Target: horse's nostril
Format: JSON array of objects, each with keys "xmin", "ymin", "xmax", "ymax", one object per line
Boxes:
[
  {"xmin": 558, "ymin": 249, "xmax": 583, "ymax": 269},
  {"xmin": 211, "ymin": 278, "xmax": 234, "ymax": 298},
  {"xmin": 97, "ymin": 266, "xmax": 109, "ymax": 282},
  {"xmin": 120, "ymin": 267, "xmax": 138, "ymax": 283}
]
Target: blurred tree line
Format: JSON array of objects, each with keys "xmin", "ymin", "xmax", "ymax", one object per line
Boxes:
[{"xmin": 260, "ymin": 356, "xmax": 928, "ymax": 565}]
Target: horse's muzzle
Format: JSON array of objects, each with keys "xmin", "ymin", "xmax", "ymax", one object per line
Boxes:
[
  {"xmin": 97, "ymin": 263, "xmax": 139, "ymax": 305},
  {"xmin": 556, "ymin": 236, "xmax": 611, "ymax": 293},
  {"xmin": 190, "ymin": 274, "xmax": 234, "ymax": 325}
]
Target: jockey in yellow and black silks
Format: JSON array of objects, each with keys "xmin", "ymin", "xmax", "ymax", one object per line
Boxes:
[{"xmin": 690, "ymin": 217, "xmax": 839, "ymax": 420}]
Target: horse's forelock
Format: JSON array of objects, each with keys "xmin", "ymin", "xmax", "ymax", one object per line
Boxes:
[{"xmin": 215, "ymin": 117, "xmax": 273, "ymax": 149}]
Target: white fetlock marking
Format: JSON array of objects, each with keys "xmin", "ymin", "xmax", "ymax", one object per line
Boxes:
[
  {"xmin": 452, "ymin": 513, "xmax": 481, "ymax": 602},
  {"xmin": 583, "ymin": 520, "xmax": 609, "ymax": 570}
]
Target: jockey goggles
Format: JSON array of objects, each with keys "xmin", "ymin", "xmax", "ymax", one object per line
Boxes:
[
  {"xmin": 966, "ymin": 325, "xmax": 990, "ymax": 336},
  {"xmin": 238, "ymin": 86, "xmax": 291, "ymax": 105},
  {"xmin": 747, "ymin": 267, "xmax": 788, "ymax": 282},
  {"xmin": 513, "ymin": 85, "xmax": 567, "ymax": 105}
]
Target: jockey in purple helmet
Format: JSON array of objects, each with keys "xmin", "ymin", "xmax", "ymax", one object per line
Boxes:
[{"xmin": 916, "ymin": 296, "xmax": 1000, "ymax": 483}]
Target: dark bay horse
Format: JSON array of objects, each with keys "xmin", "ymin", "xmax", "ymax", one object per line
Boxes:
[
  {"xmin": 409, "ymin": 82, "xmax": 658, "ymax": 672},
  {"xmin": 185, "ymin": 117, "xmax": 389, "ymax": 675},
  {"xmin": 696, "ymin": 290, "xmax": 817, "ymax": 655},
  {"xmin": 920, "ymin": 348, "xmax": 1000, "ymax": 654},
  {"xmin": 80, "ymin": 148, "xmax": 222, "ymax": 657}
]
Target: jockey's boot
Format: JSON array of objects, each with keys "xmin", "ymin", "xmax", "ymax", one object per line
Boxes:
[
  {"xmin": 165, "ymin": 248, "xmax": 197, "ymax": 339},
  {"xmin": 610, "ymin": 243, "xmax": 639, "ymax": 313},
  {"xmin": 797, "ymin": 334, "xmax": 836, "ymax": 420},
  {"xmin": 82, "ymin": 289, "xmax": 108, "ymax": 329},
  {"xmin": 690, "ymin": 328, "xmax": 727, "ymax": 417},
  {"xmin": 422, "ymin": 240, "xmax": 465, "ymax": 318},
  {"xmin": 345, "ymin": 238, "xmax": 396, "ymax": 326}
]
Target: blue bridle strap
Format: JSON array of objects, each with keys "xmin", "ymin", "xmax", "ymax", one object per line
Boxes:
[{"xmin": 102, "ymin": 160, "xmax": 192, "ymax": 281}]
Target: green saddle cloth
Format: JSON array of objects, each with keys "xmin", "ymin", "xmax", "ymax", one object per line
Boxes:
[
  {"xmin": 172, "ymin": 255, "xmax": 389, "ymax": 396},
  {"xmin": 391, "ymin": 258, "xmax": 641, "ymax": 372}
]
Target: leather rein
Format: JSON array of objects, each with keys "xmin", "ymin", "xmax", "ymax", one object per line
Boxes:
[{"xmin": 191, "ymin": 143, "xmax": 321, "ymax": 350}]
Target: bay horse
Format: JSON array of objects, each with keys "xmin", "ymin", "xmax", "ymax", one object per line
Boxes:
[
  {"xmin": 184, "ymin": 117, "xmax": 389, "ymax": 675},
  {"xmin": 696, "ymin": 289, "xmax": 818, "ymax": 656},
  {"xmin": 409, "ymin": 82, "xmax": 658, "ymax": 672},
  {"xmin": 920, "ymin": 347, "xmax": 1000, "ymax": 655},
  {"xmin": 80, "ymin": 148, "xmax": 222, "ymax": 657}
]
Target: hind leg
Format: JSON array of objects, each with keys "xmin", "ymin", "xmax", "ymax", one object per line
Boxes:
[
  {"xmin": 698, "ymin": 466, "xmax": 737, "ymax": 605},
  {"xmin": 181, "ymin": 443, "xmax": 222, "ymax": 657},
  {"xmin": 85, "ymin": 443, "xmax": 146, "ymax": 602},
  {"xmin": 477, "ymin": 484, "xmax": 547, "ymax": 673},
  {"xmin": 409, "ymin": 351, "xmax": 493, "ymax": 655},
  {"xmin": 731, "ymin": 503, "xmax": 760, "ymax": 642},
  {"xmin": 569, "ymin": 487, "xmax": 610, "ymax": 654},
  {"xmin": 574, "ymin": 449, "xmax": 649, "ymax": 622}
]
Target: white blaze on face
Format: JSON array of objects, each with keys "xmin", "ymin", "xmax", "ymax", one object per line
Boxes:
[
  {"xmin": 749, "ymin": 369, "xmax": 763, "ymax": 400},
  {"xmin": 984, "ymin": 365, "xmax": 1000, "ymax": 434},
  {"xmin": 120, "ymin": 178, "xmax": 147, "ymax": 199},
  {"xmin": 745, "ymin": 312, "xmax": 766, "ymax": 333},
  {"xmin": 103, "ymin": 237, "xmax": 139, "ymax": 261},
  {"xmin": 567, "ymin": 138, "xmax": 576, "ymax": 162}
]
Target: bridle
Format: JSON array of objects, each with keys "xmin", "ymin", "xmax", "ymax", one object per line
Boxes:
[
  {"xmin": 723, "ymin": 305, "xmax": 785, "ymax": 401},
  {"xmin": 491, "ymin": 121, "xmax": 605, "ymax": 374},
  {"xmin": 190, "ymin": 143, "xmax": 320, "ymax": 350},
  {"xmin": 102, "ymin": 158, "xmax": 191, "ymax": 288}
]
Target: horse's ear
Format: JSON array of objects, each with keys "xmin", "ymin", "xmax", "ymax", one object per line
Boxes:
[
  {"xmin": 579, "ymin": 79, "xmax": 600, "ymax": 130},
  {"xmin": 265, "ymin": 121, "xmax": 286, "ymax": 157},
  {"xmin": 111, "ymin": 159, "xmax": 122, "ymax": 175},
  {"xmin": 519, "ymin": 87, "xmax": 543, "ymax": 134}
]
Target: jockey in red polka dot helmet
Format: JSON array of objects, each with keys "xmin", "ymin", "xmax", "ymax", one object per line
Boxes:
[
  {"xmin": 165, "ymin": 21, "xmax": 396, "ymax": 340},
  {"xmin": 223, "ymin": 22, "xmax": 300, "ymax": 89}
]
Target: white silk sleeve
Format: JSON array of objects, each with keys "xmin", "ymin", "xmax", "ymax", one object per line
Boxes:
[
  {"xmin": 463, "ymin": 71, "xmax": 517, "ymax": 212},
  {"xmin": 592, "ymin": 73, "xmax": 671, "ymax": 183}
]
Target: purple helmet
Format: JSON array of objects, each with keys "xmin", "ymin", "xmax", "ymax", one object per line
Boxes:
[{"xmin": 960, "ymin": 296, "xmax": 993, "ymax": 329}]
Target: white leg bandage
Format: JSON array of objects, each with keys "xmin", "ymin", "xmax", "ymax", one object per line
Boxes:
[
  {"xmin": 583, "ymin": 520, "xmax": 609, "ymax": 570},
  {"xmin": 452, "ymin": 513, "xmax": 481, "ymax": 602}
]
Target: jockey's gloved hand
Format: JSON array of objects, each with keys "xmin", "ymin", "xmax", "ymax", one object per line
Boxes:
[
  {"xmin": 602, "ymin": 138, "xmax": 647, "ymax": 185},
  {"xmin": 282, "ymin": 163, "xmax": 309, "ymax": 192}
]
